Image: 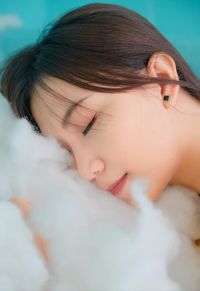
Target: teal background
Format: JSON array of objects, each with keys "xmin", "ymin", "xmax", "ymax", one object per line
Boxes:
[{"xmin": 0, "ymin": 0, "xmax": 200, "ymax": 77}]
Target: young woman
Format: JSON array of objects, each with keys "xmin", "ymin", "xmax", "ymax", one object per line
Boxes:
[{"xmin": 1, "ymin": 3, "xmax": 200, "ymax": 206}]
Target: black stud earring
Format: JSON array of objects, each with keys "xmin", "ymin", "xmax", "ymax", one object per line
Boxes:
[
  {"xmin": 163, "ymin": 95, "xmax": 169, "ymax": 109},
  {"xmin": 163, "ymin": 95, "xmax": 169, "ymax": 101}
]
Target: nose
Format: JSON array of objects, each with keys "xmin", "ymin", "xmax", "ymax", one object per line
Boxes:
[{"xmin": 69, "ymin": 153, "xmax": 105, "ymax": 182}]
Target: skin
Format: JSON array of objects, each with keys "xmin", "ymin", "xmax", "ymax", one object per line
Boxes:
[
  {"xmin": 31, "ymin": 53, "xmax": 200, "ymax": 207},
  {"xmin": 10, "ymin": 197, "xmax": 48, "ymax": 262}
]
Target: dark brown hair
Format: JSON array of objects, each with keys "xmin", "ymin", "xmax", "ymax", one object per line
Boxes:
[{"xmin": 1, "ymin": 2, "xmax": 200, "ymax": 131}]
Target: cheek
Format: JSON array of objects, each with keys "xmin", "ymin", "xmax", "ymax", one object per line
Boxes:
[
  {"xmin": 111, "ymin": 110, "xmax": 177, "ymax": 176},
  {"xmin": 115, "ymin": 118, "xmax": 179, "ymax": 203}
]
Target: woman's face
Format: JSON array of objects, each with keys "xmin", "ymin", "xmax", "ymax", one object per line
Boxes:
[{"xmin": 31, "ymin": 76, "xmax": 180, "ymax": 206}]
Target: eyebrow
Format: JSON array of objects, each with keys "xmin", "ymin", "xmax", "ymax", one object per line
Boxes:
[{"xmin": 62, "ymin": 94, "xmax": 92, "ymax": 127}]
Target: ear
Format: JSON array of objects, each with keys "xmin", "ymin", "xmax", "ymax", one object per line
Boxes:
[{"xmin": 146, "ymin": 52, "xmax": 180, "ymax": 109}]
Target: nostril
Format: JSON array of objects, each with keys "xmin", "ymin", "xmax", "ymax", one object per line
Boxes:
[{"xmin": 93, "ymin": 170, "xmax": 99, "ymax": 176}]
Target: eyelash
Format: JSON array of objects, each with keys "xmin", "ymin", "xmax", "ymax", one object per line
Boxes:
[{"xmin": 82, "ymin": 114, "xmax": 97, "ymax": 135}]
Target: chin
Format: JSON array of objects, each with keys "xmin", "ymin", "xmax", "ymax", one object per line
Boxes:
[
  {"xmin": 118, "ymin": 175, "xmax": 150, "ymax": 206},
  {"xmin": 117, "ymin": 181, "xmax": 136, "ymax": 206}
]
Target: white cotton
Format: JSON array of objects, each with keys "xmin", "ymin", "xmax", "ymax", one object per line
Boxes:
[{"xmin": 0, "ymin": 94, "xmax": 200, "ymax": 291}]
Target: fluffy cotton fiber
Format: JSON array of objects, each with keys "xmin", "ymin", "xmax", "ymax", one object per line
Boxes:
[{"xmin": 0, "ymin": 95, "xmax": 200, "ymax": 291}]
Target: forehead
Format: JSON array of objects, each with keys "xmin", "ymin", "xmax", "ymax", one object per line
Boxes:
[
  {"xmin": 34, "ymin": 76, "xmax": 93, "ymax": 109},
  {"xmin": 31, "ymin": 76, "xmax": 94, "ymax": 135}
]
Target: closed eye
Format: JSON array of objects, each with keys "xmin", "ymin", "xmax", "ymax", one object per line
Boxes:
[{"xmin": 82, "ymin": 114, "xmax": 97, "ymax": 135}]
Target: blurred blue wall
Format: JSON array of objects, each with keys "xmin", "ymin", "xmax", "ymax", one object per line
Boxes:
[{"xmin": 0, "ymin": 0, "xmax": 199, "ymax": 78}]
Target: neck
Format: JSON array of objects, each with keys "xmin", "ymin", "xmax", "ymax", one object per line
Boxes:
[{"xmin": 170, "ymin": 88, "xmax": 200, "ymax": 193}]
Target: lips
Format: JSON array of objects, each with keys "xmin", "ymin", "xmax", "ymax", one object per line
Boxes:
[{"xmin": 106, "ymin": 173, "xmax": 128, "ymax": 196}]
